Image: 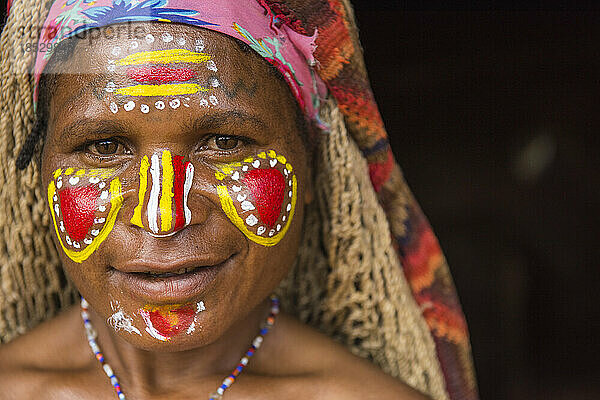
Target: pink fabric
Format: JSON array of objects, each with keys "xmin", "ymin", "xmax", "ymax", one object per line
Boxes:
[{"xmin": 33, "ymin": 0, "xmax": 327, "ymax": 120}]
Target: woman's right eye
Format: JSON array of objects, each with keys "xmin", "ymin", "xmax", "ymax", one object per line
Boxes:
[{"xmin": 86, "ymin": 139, "xmax": 127, "ymax": 157}]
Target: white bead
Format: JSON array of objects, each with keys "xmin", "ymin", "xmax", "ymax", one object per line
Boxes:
[
  {"xmin": 103, "ymin": 364, "xmax": 114, "ymax": 377},
  {"xmin": 253, "ymin": 336, "xmax": 263, "ymax": 348},
  {"xmin": 241, "ymin": 357, "xmax": 249, "ymax": 366},
  {"xmin": 217, "ymin": 387, "xmax": 224, "ymax": 395}
]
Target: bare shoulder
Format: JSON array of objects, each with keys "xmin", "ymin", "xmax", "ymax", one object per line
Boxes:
[
  {"xmin": 256, "ymin": 313, "xmax": 433, "ymax": 400},
  {"xmin": 0, "ymin": 306, "xmax": 93, "ymax": 399}
]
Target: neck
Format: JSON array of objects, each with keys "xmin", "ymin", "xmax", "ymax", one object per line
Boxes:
[{"xmin": 86, "ymin": 297, "xmax": 271, "ymax": 394}]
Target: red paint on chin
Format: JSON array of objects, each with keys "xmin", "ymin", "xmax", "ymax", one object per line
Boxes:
[
  {"xmin": 244, "ymin": 168, "xmax": 286, "ymax": 227},
  {"xmin": 147, "ymin": 305, "xmax": 195, "ymax": 337},
  {"xmin": 58, "ymin": 186, "xmax": 99, "ymax": 242},
  {"xmin": 126, "ymin": 66, "xmax": 197, "ymax": 84}
]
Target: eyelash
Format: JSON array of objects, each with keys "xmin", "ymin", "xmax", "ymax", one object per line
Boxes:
[
  {"xmin": 198, "ymin": 134, "xmax": 255, "ymax": 154},
  {"xmin": 77, "ymin": 134, "xmax": 256, "ymax": 161}
]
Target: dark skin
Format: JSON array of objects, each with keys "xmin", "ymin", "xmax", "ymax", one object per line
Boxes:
[{"xmin": 0, "ymin": 24, "xmax": 431, "ymax": 400}]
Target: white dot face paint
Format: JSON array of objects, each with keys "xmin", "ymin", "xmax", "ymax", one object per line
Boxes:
[
  {"xmin": 214, "ymin": 150, "xmax": 297, "ymax": 246},
  {"xmin": 206, "ymin": 60, "xmax": 218, "ymax": 72},
  {"xmin": 47, "ymin": 168, "xmax": 122, "ymax": 263},
  {"xmin": 99, "ymin": 31, "xmax": 223, "ymax": 114},
  {"xmin": 209, "ymin": 77, "xmax": 220, "ymax": 88},
  {"xmin": 124, "ymin": 101, "xmax": 135, "ymax": 111},
  {"xmin": 195, "ymin": 38, "xmax": 205, "ymax": 52},
  {"xmin": 105, "ymin": 81, "xmax": 116, "ymax": 93}
]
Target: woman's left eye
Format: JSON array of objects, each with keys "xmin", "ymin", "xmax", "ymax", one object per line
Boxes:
[{"xmin": 210, "ymin": 135, "xmax": 241, "ymax": 151}]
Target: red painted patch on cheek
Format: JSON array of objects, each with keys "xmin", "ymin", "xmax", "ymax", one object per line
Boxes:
[
  {"xmin": 147, "ymin": 305, "xmax": 195, "ymax": 337},
  {"xmin": 58, "ymin": 186, "xmax": 99, "ymax": 242},
  {"xmin": 244, "ymin": 168, "xmax": 286, "ymax": 228},
  {"xmin": 126, "ymin": 66, "xmax": 197, "ymax": 84}
]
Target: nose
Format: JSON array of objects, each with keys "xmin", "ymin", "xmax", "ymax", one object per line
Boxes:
[{"xmin": 129, "ymin": 150, "xmax": 197, "ymax": 236}]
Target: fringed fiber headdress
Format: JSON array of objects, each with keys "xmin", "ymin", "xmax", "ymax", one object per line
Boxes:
[{"xmin": 0, "ymin": 1, "xmax": 478, "ymax": 399}]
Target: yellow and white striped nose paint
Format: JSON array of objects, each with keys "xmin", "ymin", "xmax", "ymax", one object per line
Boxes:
[{"xmin": 131, "ymin": 150, "xmax": 194, "ymax": 236}]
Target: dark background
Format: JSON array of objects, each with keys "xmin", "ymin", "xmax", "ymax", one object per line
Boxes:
[{"xmin": 2, "ymin": 1, "xmax": 598, "ymax": 399}]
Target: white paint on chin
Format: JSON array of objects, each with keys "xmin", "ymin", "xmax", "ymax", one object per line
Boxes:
[
  {"xmin": 139, "ymin": 309, "xmax": 170, "ymax": 342},
  {"xmin": 107, "ymin": 301, "xmax": 142, "ymax": 336},
  {"xmin": 187, "ymin": 301, "xmax": 206, "ymax": 335}
]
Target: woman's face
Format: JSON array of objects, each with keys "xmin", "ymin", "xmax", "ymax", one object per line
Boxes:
[{"xmin": 41, "ymin": 23, "xmax": 311, "ymax": 350}]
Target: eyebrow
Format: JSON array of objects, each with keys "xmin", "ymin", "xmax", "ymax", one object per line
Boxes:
[
  {"xmin": 58, "ymin": 118, "xmax": 131, "ymax": 142},
  {"xmin": 57, "ymin": 109, "xmax": 269, "ymax": 143},
  {"xmin": 183, "ymin": 110, "xmax": 269, "ymax": 133}
]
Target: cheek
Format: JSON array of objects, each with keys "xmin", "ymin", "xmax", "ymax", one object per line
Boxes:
[
  {"xmin": 48, "ymin": 168, "xmax": 123, "ymax": 263},
  {"xmin": 215, "ymin": 150, "xmax": 297, "ymax": 247}
]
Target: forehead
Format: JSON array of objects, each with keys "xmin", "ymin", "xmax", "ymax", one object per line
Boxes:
[{"xmin": 45, "ymin": 22, "xmax": 297, "ymax": 135}]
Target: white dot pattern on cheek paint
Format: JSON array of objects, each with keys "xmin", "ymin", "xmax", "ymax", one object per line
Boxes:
[
  {"xmin": 140, "ymin": 104, "xmax": 150, "ymax": 114},
  {"xmin": 124, "ymin": 101, "xmax": 135, "ymax": 111},
  {"xmin": 199, "ymin": 99, "xmax": 209, "ymax": 107},
  {"xmin": 111, "ymin": 46, "xmax": 121, "ymax": 56},
  {"xmin": 162, "ymin": 32, "xmax": 173, "ymax": 43},
  {"xmin": 110, "ymin": 102, "xmax": 118, "ymax": 114},
  {"xmin": 169, "ymin": 99, "xmax": 180, "ymax": 109},
  {"xmin": 155, "ymin": 101, "xmax": 165, "ymax": 110},
  {"xmin": 130, "ymin": 40, "xmax": 138, "ymax": 49},
  {"xmin": 176, "ymin": 37, "xmax": 186, "ymax": 45},
  {"xmin": 145, "ymin": 34, "xmax": 155, "ymax": 44},
  {"xmin": 216, "ymin": 150, "xmax": 296, "ymax": 242},
  {"xmin": 209, "ymin": 95, "xmax": 219, "ymax": 106}
]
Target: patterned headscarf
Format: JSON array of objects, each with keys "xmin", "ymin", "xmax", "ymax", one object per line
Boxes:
[{"xmin": 22, "ymin": 1, "xmax": 478, "ymax": 399}]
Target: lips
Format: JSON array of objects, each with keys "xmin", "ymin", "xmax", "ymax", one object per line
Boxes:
[{"xmin": 111, "ymin": 256, "xmax": 230, "ymax": 303}]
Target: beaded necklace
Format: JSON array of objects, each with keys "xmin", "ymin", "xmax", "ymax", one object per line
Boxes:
[{"xmin": 81, "ymin": 296, "xmax": 280, "ymax": 400}]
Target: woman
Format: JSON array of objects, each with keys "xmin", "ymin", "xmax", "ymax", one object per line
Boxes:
[{"xmin": 0, "ymin": 1, "xmax": 478, "ymax": 399}]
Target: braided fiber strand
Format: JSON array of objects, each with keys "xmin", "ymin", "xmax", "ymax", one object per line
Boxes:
[
  {"xmin": 278, "ymin": 100, "xmax": 448, "ymax": 400},
  {"xmin": 0, "ymin": 0, "xmax": 77, "ymax": 343}
]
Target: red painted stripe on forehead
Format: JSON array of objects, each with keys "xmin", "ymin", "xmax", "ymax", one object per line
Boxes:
[
  {"xmin": 172, "ymin": 155, "xmax": 186, "ymax": 231},
  {"xmin": 126, "ymin": 66, "xmax": 198, "ymax": 84}
]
